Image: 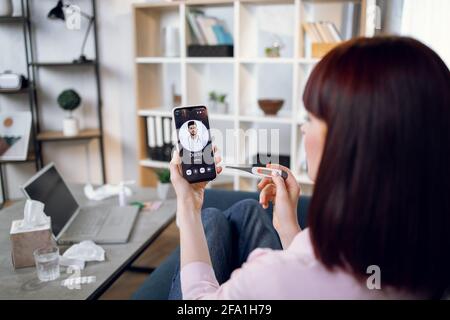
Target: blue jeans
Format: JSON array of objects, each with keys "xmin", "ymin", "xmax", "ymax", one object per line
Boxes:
[{"xmin": 168, "ymin": 199, "xmax": 282, "ymax": 300}]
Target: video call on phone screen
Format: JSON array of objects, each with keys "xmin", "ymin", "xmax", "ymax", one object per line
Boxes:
[{"xmin": 174, "ymin": 106, "xmax": 216, "ymax": 183}]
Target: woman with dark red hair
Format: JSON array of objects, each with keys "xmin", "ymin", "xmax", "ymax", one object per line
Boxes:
[{"xmin": 166, "ymin": 36, "xmax": 450, "ymax": 299}]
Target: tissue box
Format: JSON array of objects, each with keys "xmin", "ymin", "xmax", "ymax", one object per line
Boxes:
[{"xmin": 10, "ymin": 220, "xmax": 55, "ymax": 269}]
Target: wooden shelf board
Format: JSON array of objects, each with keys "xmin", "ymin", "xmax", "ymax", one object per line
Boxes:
[
  {"xmin": 0, "ymin": 16, "xmax": 27, "ymax": 23},
  {"xmin": 0, "ymin": 88, "xmax": 30, "ymax": 95},
  {"xmin": 37, "ymin": 129, "xmax": 101, "ymax": 142},
  {"xmin": 30, "ymin": 61, "xmax": 97, "ymax": 67},
  {"xmin": 138, "ymin": 108, "xmax": 172, "ymax": 117}
]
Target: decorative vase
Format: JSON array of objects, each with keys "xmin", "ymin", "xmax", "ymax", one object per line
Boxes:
[
  {"xmin": 63, "ymin": 117, "xmax": 79, "ymax": 136},
  {"xmin": 216, "ymin": 101, "xmax": 228, "ymax": 114},
  {"xmin": 0, "ymin": 0, "xmax": 13, "ymax": 17},
  {"xmin": 157, "ymin": 182, "xmax": 176, "ymax": 200},
  {"xmin": 207, "ymin": 99, "xmax": 216, "ymax": 112},
  {"xmin": 163, "ymin": 26, "xmax": 179, "ymax": 57}
]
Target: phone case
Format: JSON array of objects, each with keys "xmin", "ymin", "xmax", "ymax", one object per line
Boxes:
[{"xmin": 172, "ymin": 106, "xmax": 217, "ymax": 184}]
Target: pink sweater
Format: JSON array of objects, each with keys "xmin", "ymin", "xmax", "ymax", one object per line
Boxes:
[{"xmin": 180, "ymin": 228, "xmax": 422, "ymax": 299}]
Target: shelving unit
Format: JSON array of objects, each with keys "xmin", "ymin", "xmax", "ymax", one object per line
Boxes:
[
  {"xmin": 133, "ymin": 0, "xmax": 375, "ymax": 192},
  {"xmin": 0, "ymin": 0, "xmax": 39, "ymax": 205},
  {"xmin": 28, "ymin": 0, "xmax": 107, "ymax": 183},
  {"xmin": 0, "ymin": 0, "xmax": 106, "ymax": 203}
]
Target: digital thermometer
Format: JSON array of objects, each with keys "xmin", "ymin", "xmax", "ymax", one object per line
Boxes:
[{"xmin": 226, "ymin": 166, "xmax": 288, "ymax": 180}]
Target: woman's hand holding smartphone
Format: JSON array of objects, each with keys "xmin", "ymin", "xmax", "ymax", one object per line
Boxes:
[
  {"xmin": 170, "ymin": 106, "xmax": 222, "ymax": 219},
  {"xmin": 172, "ymin": 106, "xmax": 217, "ymax": 184},
  {"xmin": 169, "ymin": 146, "xmax": 222, "ymax": 221}
]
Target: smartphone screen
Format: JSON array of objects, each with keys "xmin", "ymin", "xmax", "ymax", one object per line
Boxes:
[{"xmin": 173, "ymin": 106, "xmax": 216, "ymax": 183}]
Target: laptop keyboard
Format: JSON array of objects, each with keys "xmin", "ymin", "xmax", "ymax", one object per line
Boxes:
[{"xmin": 64, "ymin": 207, "xmax": 110, "ymax": 237}]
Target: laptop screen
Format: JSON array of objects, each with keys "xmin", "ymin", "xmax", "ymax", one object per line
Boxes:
[{"xmin": 23, "ymin": 165, "xmax": 79, "ymax": 237}]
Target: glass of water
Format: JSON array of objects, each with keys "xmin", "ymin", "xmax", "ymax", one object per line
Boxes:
[{"xmin": 33, "ymin": 246, "xmax": 60, "ymax": 282}]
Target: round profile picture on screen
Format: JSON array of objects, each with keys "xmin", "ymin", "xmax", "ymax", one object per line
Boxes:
[{"xmin": 179, "ymin": 120, "xmax": 209, "ymax": 152}]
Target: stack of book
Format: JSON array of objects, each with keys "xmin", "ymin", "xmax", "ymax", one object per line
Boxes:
[
  {"xmin": 187, "ymin": 9, "xmax": 233, "ymax": 45},
  {"xmin": 303, "ymin": 21, "xmax": 342, "ymax": 58},
  {"xmin": 145, "ymin": 116, "xmax": 173, "ymax": 162},
  {"xmin": 303, "ymin": 21, "xmax": 342, "ymax": 43},
  {"xmin": 187, "ymin": 9, "xmax": 233, "ymax": 57}
]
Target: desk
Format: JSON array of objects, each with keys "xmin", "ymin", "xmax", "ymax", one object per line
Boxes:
[{"xmin": 0, "ymin": 184, "xmax": 176, "ymax": 300}]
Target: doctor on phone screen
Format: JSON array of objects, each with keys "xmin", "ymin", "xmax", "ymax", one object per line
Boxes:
[{"xmin": 179, "ymin": 120, "xmax": 208, "ymax": 152}]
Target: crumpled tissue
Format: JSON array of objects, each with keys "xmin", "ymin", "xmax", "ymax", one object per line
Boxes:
[
  {"xmin": 60, "ymin": 240, "xmax": 105, "ymax": 270},
  {"xmin": 18, "ymin": 199, "xmax": 50, "ymax": 231},
  {"xmin": 84, "ymin": 183, "xmax": 132, "ymax": 201}
]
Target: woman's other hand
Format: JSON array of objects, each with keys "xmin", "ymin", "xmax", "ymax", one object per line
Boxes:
[{"xmin": 258, "ymin": 164, "xmax": 301, "ymax": 247}]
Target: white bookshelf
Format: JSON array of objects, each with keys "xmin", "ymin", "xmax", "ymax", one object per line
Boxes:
[{"xmin": 134, "ymin": 0, "xmax": 375, "ymax": 192}]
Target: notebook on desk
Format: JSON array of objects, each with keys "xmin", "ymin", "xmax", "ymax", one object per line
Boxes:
[{"xmin": 21, "ymin": 163, "xmax": 139, "ymax": 244}]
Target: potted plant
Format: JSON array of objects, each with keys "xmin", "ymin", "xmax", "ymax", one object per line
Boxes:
[
  {"xmin": 156, "ymin": 168, "xmax": 176, "ymax": 200},
  {"xmin": 208, "ymin": 91, "xmax": 228, "ymax": 114},
  {"xmin": 264, "ymin": 35, "xmax": 284, "ymax": 58},
  {"xmin": 57, "ymin": 89, "xmax": 81, "ymax": 137}
]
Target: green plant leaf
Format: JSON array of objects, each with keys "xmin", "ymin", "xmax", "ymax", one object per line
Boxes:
[
  {"xmin": 156, "ymin": 168, "xmax": 171, "ymax": 183},
  {"xmin": 57, "ymin": 89, "xmax": 81, "ymax": 111},
  {"xmin": 209, "ymin": 91, "xmax": 217, "ymax": 101}
]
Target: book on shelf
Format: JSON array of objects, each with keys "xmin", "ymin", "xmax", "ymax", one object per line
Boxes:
[
  {"xmin": 303, "ymin": 21, "xmax": 342, "ymax": 43},
  {"xmin": 186, "ymin": 9, "xmax": 233, "ymax": 46},
  {"xmin": 146, "ymin": 115, "xmax": 173, "ymax": 162},
  {"xmin": 303, "ymin": 21, "xmax": 342, "ymax": 58},
  {"xmin": 187, "ymin": 9, "xmax": 206, "ymax": 45},
  {"xmin": 196, "ymin": 16, "xmax": 218, "ymax": 45}
]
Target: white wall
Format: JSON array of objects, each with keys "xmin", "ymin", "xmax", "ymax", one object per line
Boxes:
[
  {"xmin": 97, "ymin": 0, "xmax": 137, "ymax": 183},
  {"xmin": 401, "ymin": 0, "xmax": 450, "ymax": 67},
  {"xmin": 0, "ymin": 0, "xmax": 139, "ymax": 199}
]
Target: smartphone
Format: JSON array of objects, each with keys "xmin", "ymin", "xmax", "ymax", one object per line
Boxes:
[{"xmin": 172, "ymin": 105, "xmax": 216, "ymax": 184}]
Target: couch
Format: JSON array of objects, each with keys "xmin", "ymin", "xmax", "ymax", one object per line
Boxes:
[{"xmin": 132, "ymin": 189, "xmax": 311, "ymax": 300}]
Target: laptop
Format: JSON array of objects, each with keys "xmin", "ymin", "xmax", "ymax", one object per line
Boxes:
[{"xmin": 21, "ymin": 163, "xmax": 139, "ymax": 244}]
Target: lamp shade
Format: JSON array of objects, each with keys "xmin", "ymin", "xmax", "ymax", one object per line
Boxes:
[{"xmin": 47, "ymin": 0, "xmax": 65, "ymax": 20}]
